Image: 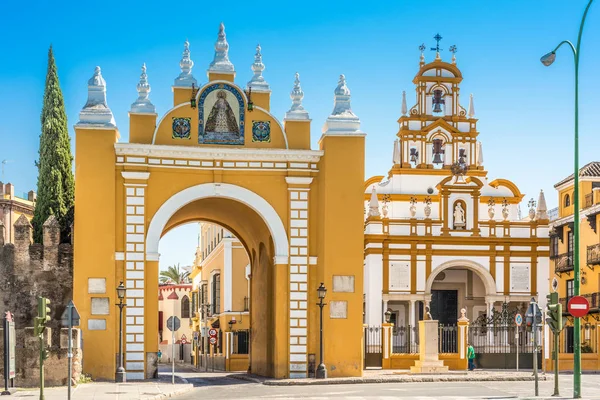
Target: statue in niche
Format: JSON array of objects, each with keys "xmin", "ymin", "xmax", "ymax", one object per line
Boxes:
[
  {"xmin": 205, "ymin": 90, "xmax": 239, "ymax": 134},
  {"xmin": 453, "ymin": 202, "xmax": 466, "ymax": 229}
]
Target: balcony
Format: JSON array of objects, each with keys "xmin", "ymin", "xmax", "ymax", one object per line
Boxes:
[
  {"xmin": 588, "ymin": 244, "xmax": 600, "ymax": 266},
  {"xmin": 585, "ymin": 193, "xmax": 594, "ymax": 209},
  {"xmin": 555, "ymin": 252, "xmax": 574, "ymax": 274}
]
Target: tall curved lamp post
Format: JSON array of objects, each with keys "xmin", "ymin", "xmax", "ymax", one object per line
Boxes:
[
  {"xmin": 116, "ymin": 282, "xmax": 127, "ymax": 382},
  {"xmin": 316, "ymin": 283, "xmax": 327, "ymax": 379},
  {"xmin": 540, "ymin": 1, "xmax": 594, "ymax": 397}
]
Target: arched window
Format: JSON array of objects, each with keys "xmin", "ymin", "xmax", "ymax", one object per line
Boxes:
[
  {"xmin": 564, "ymin": 194, "xmax": 571, "ymax": 207},
  {"xmin": 181, "ymin": 295, "xmax": 190, "ymax": 318}
]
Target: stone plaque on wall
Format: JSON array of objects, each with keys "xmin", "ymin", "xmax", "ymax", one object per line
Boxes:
[
  {"xmin": 333, "ymin": 275, "xmax": 355, "ymax": 293},
  {"xmin": 510, "ymin": 264, "xmax": 530, "ymax": 292},
  {"xmin": 329, "ymin": 301, "xmax": 348, "ymax": 319},
  {"xmin": 88, "ymin": 278, "xmax": 106, "ymax": 294},
  {"xmin": 389, "ymin": 262, "xmax": 410, "ymax": 291},
  {"xmin": 91, "ymin": 298, "xmax": 110, "ymax": 315},
  {"xmin": 88, "ymin": 319, "xmax": 106, "ymax": 331}
]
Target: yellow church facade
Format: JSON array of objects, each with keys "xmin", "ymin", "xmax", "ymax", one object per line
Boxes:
[{"xmin": 73, "ymin": 24, "xmax": 365, "ymax": 380}]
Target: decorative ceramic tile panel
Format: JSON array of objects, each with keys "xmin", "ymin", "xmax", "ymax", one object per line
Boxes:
[
  {"xmin": 252, "ymin": 121, "xmax": 271, "ymax": 142},
  {"xmin": 172, "ymin": 117, "xmax": 191, "ymax": 139}
]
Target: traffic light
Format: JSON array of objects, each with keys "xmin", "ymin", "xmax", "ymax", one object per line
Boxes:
[
  {"xmin": 546, "ymin": 292, "xmax": 563, "ymax": 334},
  {"xmin": 34, "ymin": 296, "xmax": 51, "ymax": 336}
]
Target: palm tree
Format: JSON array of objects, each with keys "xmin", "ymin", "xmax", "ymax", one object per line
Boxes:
[{"xmin": 159, "ymin": 264, "xmax": 190, "ymax": 284}]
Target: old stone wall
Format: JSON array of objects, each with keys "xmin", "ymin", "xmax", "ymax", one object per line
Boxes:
[{"xmin": 0, "ymin": 214, "xmax": 75, "ymax": 387}]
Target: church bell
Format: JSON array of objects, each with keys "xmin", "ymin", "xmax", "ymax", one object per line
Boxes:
[
  {"xmin": 410, "ymin": 148, "xmax": 419, "ymax": 163},
  {"xmin": 432, "ymin": 89, "xmax": 445, "ymax": 114},
  {"xmin": 432, "ymin": 139, "xmax": 444, "ymax": 164}
]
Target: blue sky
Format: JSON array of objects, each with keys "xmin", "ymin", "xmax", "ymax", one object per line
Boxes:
[{"xmin": 1, "ymin": 1, "xmax": 598, "ymax": 269}]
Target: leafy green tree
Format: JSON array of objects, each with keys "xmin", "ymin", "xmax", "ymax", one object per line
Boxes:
[
  {"xmin": 32, "ymin": 46, "xmax": 74, "ymax": 243},
  {"xmin": 159, "ymin": 264, "xmax": 190, "ymax": 284}
]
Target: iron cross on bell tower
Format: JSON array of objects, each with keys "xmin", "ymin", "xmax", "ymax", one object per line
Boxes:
[{"xmin": 431, "ymin": 33, "xmax": 443, "ymax": 53}]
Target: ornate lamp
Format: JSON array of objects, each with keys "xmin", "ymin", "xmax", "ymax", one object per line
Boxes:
[
  {"xmin": 245, "ymin": 87, "xmax": 254, "ymax": 112},
  {"xmin": 384, "ymin": 308, "xmax": 392, "ymax": 323},
  {"xmin": 316, "ymin": 283, "xmax": 327, "ymax": 379}
]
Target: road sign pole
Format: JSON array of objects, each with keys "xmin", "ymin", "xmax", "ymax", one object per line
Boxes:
[
  {"xmin": 531, "ymin": 298, "xmax": 539, "ymax": 397},
  {"xmin": 554, "ymin": 330, "xmax": 560, "ymax": 396},
  {"xmin": 171, "ymin": 328, "xmax": 175, "ymax": 385},
  {"xmin": 516, "ymin": 328, "xmax": 519, "ymax": 372}
]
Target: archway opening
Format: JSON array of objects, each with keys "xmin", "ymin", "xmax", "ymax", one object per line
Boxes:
[{"xmin": 152, "ymin": 194, "xmax": 280, "ymax": 378}]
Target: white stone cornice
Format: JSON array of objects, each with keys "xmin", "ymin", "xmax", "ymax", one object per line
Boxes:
[
  {"xmin": 274, "ymin": 255, "xmax": 289, "ymax": 265},
  {"xmin": 121, "ymin": 171, "xmax": 151, "ymax": 180},
  {"xmin": 115, "ymin": 143, "xmax": 323, "ymax": 163},
  {"xmin": 146, "ymin": 252, "xmax": 160, "ymax": 261},
  {"xmin": 285, "ymin": 177, "xmax": 314, "ymax": 185}
]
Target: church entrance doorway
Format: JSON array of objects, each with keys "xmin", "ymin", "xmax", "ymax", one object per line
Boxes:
[{"xmin": 430, "ymin": 290, "xmax": 458, "ymax": 325}]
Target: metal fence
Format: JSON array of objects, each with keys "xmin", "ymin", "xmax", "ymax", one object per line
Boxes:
[
  {"xmin": 364, "ymin": 325, "xmax": 383, "ymax": 368},
  {"xmin": 232, "ymin": 329, "xmax": 250, "ymax": 354},
  {"xmin": 559, "ymin": 323, "xmax": 597, "ymax": 354},
  {"xmin": 392, "ymin": 325, "xmax": 419, "ymax": 354},
  {"xmin": 438, "ymin": 324, "xmax": 458, "ymax": 353},
  {"xmin": 469, "ymin": 323, "xmax": 542, "ymax": 354}
]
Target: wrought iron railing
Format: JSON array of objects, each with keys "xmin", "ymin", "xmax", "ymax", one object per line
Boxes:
[
  {"xmin": 438, "ymin": 324, "xmax": 458, "ymax": 353},
  {"xmin": 587, "ymin": 244, "xmax": 600, "ymax": 265},
  {"xmin": 392, "ymin": 325, "xmax": 419, "ymax": 354},
  {"xmin": 232, "ymin": 329, "xmax": 250, "ymax": 354},
  {"xmin": 469, "ymin": 323, "xmax": 542, "ymax": 354},
  {"xmin": 585, "ymin": 193, "xmax": 594, "ymax": 209},
  {"xmin": 555, "ymin": 252, "xmax": 574, "ymax": 273}
]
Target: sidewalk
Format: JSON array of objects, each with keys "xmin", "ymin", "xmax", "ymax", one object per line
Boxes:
[
  {"xmin": 230, "ymin": 369, "xmax": 551, "ymax": 386},
  {"xmin": 10, "ymin": 373, "xmax": 193, "ymax": 399}
]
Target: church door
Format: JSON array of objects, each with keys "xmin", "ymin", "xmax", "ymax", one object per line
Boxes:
[{"xmin": 430, "ymin": 290, "xmax": 458, "ymax": 325}]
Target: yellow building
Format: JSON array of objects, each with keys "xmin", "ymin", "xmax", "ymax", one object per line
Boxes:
[
  {"xmin": 158, "ymin": 283, "xmax": 193, "ymax": 363},
  {"xmin": 0, "ymin": 183, "xmax": 36, "ymax": 244},
  {"xmin": 190, "ymin": 223, "xmax": 250, "ymax": 371},
  {"xmin": 73, "ymin": 23, "xmax": 365, "ymax": 380},
  {"xmin": 363, "ymin": 42, "xmax": 549, "ymax": 370},
  {"xmin": 547, "ymin": 161, "xmax": 600, "ymax": 371}
]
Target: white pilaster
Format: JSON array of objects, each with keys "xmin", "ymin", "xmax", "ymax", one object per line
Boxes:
[
  {"xmin": 224, "ymin": 239, "xmax": 233, "ymax": 311},
  {"xmin": 365, "ymin": 253, "xmax": 383, "ymax": 326},
  {"xmin": 122, "ymin": 171, "xmax": 149, "ymax": 380},
  {"xmin": 285, "ymin": 176, "xmax": 312, "ymax": 378}
]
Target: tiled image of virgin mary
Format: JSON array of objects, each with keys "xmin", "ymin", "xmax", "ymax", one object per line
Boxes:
[
  {"xmin": 198, "ymin": 84, "xmax": 245, "ymax": 145},
  {"xmin": 205, "ymin": 90, "xmax": 239, "ymax": 135}
]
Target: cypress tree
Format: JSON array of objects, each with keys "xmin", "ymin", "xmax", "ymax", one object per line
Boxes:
[{"xmin": 32, "ymin": 46, "xmax": 74, "ymax": 243}]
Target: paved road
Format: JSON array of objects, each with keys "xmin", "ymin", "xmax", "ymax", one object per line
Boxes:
[{"xmin": 171, "ymin": 369, "xmax": 600, "ymax": 399}]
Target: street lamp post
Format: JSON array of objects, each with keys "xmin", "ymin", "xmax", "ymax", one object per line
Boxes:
[
  {"xmin": 541, "ymin": 1, "xmax": 594, "ymax": 397},
  {"xmin": 316, "ymin": 283, "xmax": 327, "ymax": 379},
  {"xmin": 116, "ymin": 282, "xmax": 127, "ymax": 383}
]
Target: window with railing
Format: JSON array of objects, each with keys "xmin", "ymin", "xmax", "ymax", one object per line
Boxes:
[
  {"xmin": 550, "ymin": 236, "xmax": 559, "ymax": 259},
  {"xmin": 555, "ymin": 252, "xmax": 574, "ymax": 273},
  {"xmin": 181, "ymin": 295, "xmax": 190, "ymax": 318},
  {"xmin": 585, "ymin": 193, "xmax": 594, "ymax": 208},
  {"xmin": 232, "ymin": 330, "xmax": 250, "ymax": 354},
  {"xmin": 211, "ymin": 274, "xmax": 221, "ymax": 315},
  {"xmin": 566, "ymin": 279, "xmax": 574, "ymax": 306},
  {"xmin": 588, "ymin": 243, "xmax": 600, "ymax": 265}
]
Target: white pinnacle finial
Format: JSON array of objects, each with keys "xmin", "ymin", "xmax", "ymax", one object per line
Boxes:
[
  {"xmin": 174, "ymin": 40, "xmax": 197, "ymax": 87},
  {"xmin": 477, "ymin": 141, "xmax": 484, "ymax": 167},
  {"xmin": 368, "ymin": 186, "xmax": 381, "ymax": 218},
  {"xmin": 285, "ymin": 72, "xmax": 309, "ymax": 120},
  {"xmin": 247, "ymin": 44, "xmax": 270, "ymax": 91},
  {"xmin": 401, "ymin": 90, "xmax": 408, "ymax": 116},
  {"xmin": 536, "ymin": 190, "xmax": 549, "ymax": 220},
  {"xmin": 468, "ymin": 93, "xmax": 475, "ymax": 118},
  {"xmin": 77, "ymin": 66, "xmax": 115, "ymax": 127},
  {"xmin": 208, "ymin": 22, "xmax": 235, "ymax": 73},
  {"xmin": 393, "ymin": 139, "xmax": 401, "ymax": 164},
  {"xmin": 131, "ymin": 63, "xmax": 156, "ymax": 113},
  {"xmin": 322, "ymin": 74, "xmax": 362, "ymax": 135}
]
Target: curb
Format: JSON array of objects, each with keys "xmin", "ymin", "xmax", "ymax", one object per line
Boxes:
[
  {"xmin": 261, "ymin": 375, "xmax": 549, "ymax": 386},
  {"xmin": 227, "ymin": 374, "xmax": 264, "ymax": 384},
  {"xmin": 147, "ymin": 384, "xmax": 194, "ymax": 400}
]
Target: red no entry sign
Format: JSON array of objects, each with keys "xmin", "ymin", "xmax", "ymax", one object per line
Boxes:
[{"xmin": 568, "ymin": 296, "xmax": 590, "ymax": 318}]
